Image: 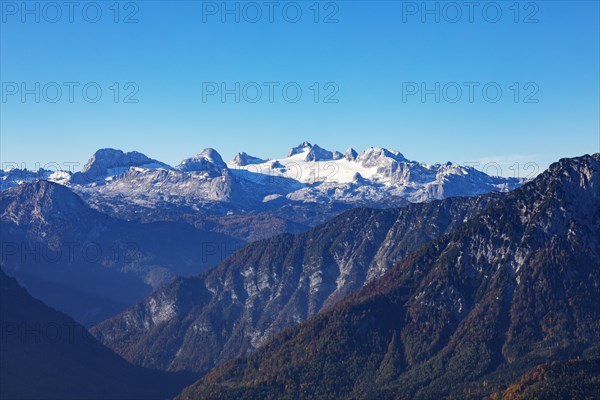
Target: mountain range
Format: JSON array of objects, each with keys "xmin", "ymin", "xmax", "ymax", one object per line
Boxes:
[
  {"xmin": 1, "ymin": 181, "xmax": 243, "ymax": 324},
  {"xmin": 2, "ymin": 147, "xmax": 597, "ymax": 399},
  {"xmin": 1, "ymin": 143, "xmax": 525, "ymax": 326},
  {"xmin": 175, "ymin": 153, "xmax": 600, "ymax": 399},
  {"xmin": 1, "ymin": 142, "xmax": 523, "ymax": 241}
]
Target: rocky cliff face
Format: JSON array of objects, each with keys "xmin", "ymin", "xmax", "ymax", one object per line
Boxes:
[
  {"xmin": 91, "ymin": 192, "xmax": 502, "ymax": 374},
  {"xmin": 176, "ymin": 154, "xmax": 600, "ymax": 400}
]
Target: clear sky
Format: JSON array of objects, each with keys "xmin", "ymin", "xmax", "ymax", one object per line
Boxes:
[{"xmin": 1, "ymin": 0, "xmax": 599, "ymax": 178}]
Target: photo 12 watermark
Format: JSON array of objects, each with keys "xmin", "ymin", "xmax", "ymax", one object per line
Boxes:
[
  {"xmin": 1, "ymin": 241, "xmax": 142, "ymax": 265},
  {"xmin": 201, "ymin": 81, "xmax": 339, "ymax": 104},
  {"xmin": 401, "ymin": 81, "xmax": 540, "ymax": 104},
  {"xmin": 1, "ymin": 1, "xmax": 140, "ymax": 23},
  {"xmin": 400, "ymin": 1, "xmax": 539, "ymax": 24},
  {"xmin": 1, "ymin": 82, "xmax": 140, "ymax": 104},
  {"xmin": 200, "ymin": 1, "xmax": 339, "ymax": 23},
  {"xmin": 462, "ymin": 160, "xmax": 540, "ymax": 179}
]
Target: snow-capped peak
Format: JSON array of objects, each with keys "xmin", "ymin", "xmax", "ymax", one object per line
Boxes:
[
  {"xmin": 198, "ymin": 148, "xmax": 225, "ymax": 164},
  {"xmin": 1, "ymin": 142, "xmax": 527, "ymax": 208},
  {"xmin": 287, "ymin": 141, "xmax": 313, "ymax": 157},
  {"xmin": 82, "ymin": 148, "xmax": 167, "ymax": 174},
  {"xmin": 70, "ymin": 148, "xmax": 170, "ymax": 184},
  {"xmin": 176, "ymin": 148, "xmax": 227, "ymax": 174},
  {"xmin": 286, "ymin": 142, "xmax": 343, "ymax": 162}
]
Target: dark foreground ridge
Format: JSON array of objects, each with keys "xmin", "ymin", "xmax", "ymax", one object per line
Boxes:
[{"xmin": 0, "ymin": 268, "xmax": 195, "ymax": 400}]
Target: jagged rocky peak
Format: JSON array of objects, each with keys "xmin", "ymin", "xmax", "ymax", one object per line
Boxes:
[
  {"xmin": 542, "ymin": 153, "xmax": 600, "ymax": 197},
  {"xmin": 287, "ymin": 141, "xmax": 313, "ymax": 157},
  {"xmin": 305, "ymin": 145, "xmax": 343, "ymax": 161},
  {"xmin": 551, "ymin": 152, "xmax": 599, "ymax": 176},
  {"xmin": 345, "ymin": 147, "xmax": 358, "ymax": 161},
  {"xmin": 288, "ymin": 141, "xmax": 343, "ymax": 162},
  {"xmin": 356, "ymin": 147, "xmax": 408, "ymax": 167},
  {"xmin": 230, "ymin": 152, "xmax": 266, "ymax": 167},
  {"xmin": 176, "ymin": 148, "xmax": 228, "ymax": 173}
]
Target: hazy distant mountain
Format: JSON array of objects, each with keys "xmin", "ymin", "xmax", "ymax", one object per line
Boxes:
[
  {"xmin": 91, "ymin": 192, "xmax": 502, "ymax": 374},
  {"xmin": 176, "ymin": 153, "xmax": 600, "ymax": 399},
  {"xmin": 0, "ymin": 268, "xmax": 193, "ymax": 400},
  {"xmin": 0, "ymin": 181, "xmax": 243, "ymax": 324}
]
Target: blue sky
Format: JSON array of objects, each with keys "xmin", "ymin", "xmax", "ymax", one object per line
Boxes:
[{"xmin": 1, "ymin": 0, "xmax": 599, "ymax": 178}]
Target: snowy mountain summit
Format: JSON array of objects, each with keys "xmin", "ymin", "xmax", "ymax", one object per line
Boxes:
[
  {"xmin": 1, "ymin": 142, "xmax": 525, "ymax": 212},
  {"xmin": 176, "ymin": 148, "xmax": 227, "ymax": 176},
  {"xmin": 70, "ymin": 148, "xmax": 170, "ymax": 184}
]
